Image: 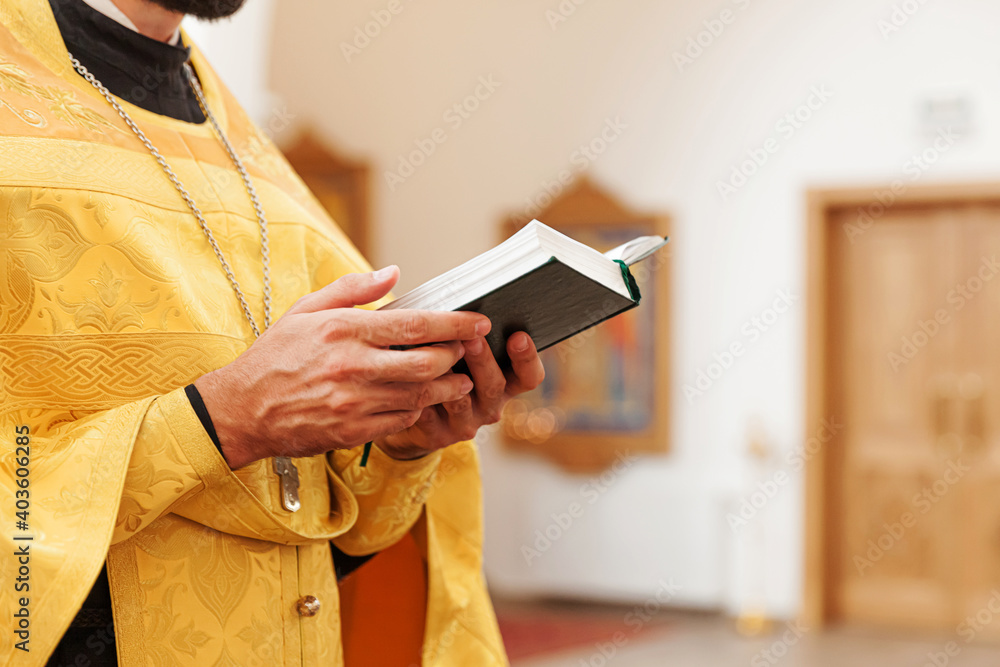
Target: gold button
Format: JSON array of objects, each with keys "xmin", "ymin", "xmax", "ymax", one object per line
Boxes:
[{"xmin": 296, "ymin": 595, "xmax": 321, "ymax": 617}]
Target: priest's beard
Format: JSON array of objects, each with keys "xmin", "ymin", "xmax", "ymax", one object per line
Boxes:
[{"xmin": 146, "ymin": 0, "xmax": 247, "ymax": 20}]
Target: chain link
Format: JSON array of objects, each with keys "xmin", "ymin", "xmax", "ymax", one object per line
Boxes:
[
  {"xmin": 70, "ymin": 54, "xmax": 306, "ymax": 510},
  {"xmin": 69, "ymin": 54, "xmax": 271, "ymax": 337}
]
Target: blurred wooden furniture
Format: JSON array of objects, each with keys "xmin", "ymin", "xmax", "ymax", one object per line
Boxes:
[
  {"xmin": 498, "ymin": 178, "xmax": 671, "ymax": 473},
  {"xmin": 805, "ymin": 183, "xmax": 1000, "ymax": 637},
  {"xmin": 281, "ymin": 129, "xmax": 371, "ymax": 256}
]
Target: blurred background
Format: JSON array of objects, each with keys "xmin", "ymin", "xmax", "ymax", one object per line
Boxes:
[{"xmin": 188, "ymin": 1, "xmax": 1000, "ymax": 664}]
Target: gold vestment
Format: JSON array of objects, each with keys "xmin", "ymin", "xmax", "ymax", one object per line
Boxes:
[{"xmin": 0, "ymin": 1, "xmax": 507, "ymax": 664}]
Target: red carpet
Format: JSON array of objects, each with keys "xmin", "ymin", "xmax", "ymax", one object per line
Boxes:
[{"xmin": 496, "ymin": 603, "xmax": 672, "ymax": 661}]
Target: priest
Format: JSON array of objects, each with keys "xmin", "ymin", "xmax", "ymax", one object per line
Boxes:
[{"xmin": 0, "ymin": 0, "xmax": 544, "ymax": 665}]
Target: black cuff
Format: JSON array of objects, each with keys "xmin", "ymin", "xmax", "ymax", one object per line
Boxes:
[
  {"xmin": 330, "ymin": 542, "xmax": 376, "ymax": 581},
  {"xmin": 184, "ymin": 383, "xmax": 228, "ymax": 466}
]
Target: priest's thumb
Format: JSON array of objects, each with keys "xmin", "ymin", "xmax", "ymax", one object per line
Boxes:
[{"xmin": 290, "ymin": 266, "xmax": 399, "ymax": 313}]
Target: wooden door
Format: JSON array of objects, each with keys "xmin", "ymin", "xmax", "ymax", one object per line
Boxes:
[
  {"xmin": 955, "ymin": 205, "xmax": 1000, "ymax": 638},
  {"xmin": 827, "ymin": 201, "xmax": 1000, "ymax": 631},
  {"xmin": 830, "ymin": 205, "xmax": 959, "ymax": 629}
]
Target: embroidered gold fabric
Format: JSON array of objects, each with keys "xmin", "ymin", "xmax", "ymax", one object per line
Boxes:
[{"xmin": 0, "ymin": 1, "xmax": 507, "ymax": 664}]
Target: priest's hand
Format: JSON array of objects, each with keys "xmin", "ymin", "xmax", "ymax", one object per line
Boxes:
[
  {"xmin": 375, "ymin": 331, "xmax": 545, "ymax": 460},
  {"xmin": 195, "ymin": 266, "xmax": 491, "ymax": 469}
]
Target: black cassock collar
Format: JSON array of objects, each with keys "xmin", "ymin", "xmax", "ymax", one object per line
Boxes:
[{"xmin": 49, "ymin": 0, "xmax": 206, "ymax": 123}]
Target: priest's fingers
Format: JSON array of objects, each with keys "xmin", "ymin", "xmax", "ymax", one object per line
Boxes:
[
  {"xmin": 504, "ymin": 332, "xmax": 545, "ymax": 396},
  {"xmin": 367, "ymin": 375, "xmax": 473, "ymax": 413},
  {"xmin": 346, "ymin": 410, "xmax": 426, "ymax": 447},
  {"xmin": 384, "ymin": 396, "xmax": 480, "ymax": 454},
  {"xmin": 410, "ymin": 406, "xmax": 454, "ymax": 450},
  {"xmin": 440, "ymin": 394, "xmax": 479, "ymax": 442},
  {"xmin": 378, "ymin": 406, "xmax": 451, "ymax": 458},
  {"xmin": 289, "ymin": 266, "xmax": 399, "ymax": 314},
  {"xmin": 366, "ymin": 342, "xmax": 466, "ymax": 383},
  {"xmin": 361, "ymin": 310, "xmax": 491, "ymax": 347},
  {"xmin": 462, "ymin": 336, "xmax": 507, "ymax": 422}
]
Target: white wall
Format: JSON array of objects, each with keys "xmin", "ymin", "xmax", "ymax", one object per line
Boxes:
[
  {"xmin": 182, "ymin": 0, "xmax": 277, "ymax": 124},
  {"xmin": 246, "ymin": 0, "xmax": 1000, "ymax": 618}
]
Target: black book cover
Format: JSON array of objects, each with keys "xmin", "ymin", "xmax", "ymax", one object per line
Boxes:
[{"xmin": 455, "ymin": 257, "xmax": 638, "ymax": 369}]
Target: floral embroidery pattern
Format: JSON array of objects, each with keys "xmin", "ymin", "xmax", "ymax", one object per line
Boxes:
[{"xmin": 0, "ymin": 57, "xmax": 118, "ymax": 133}]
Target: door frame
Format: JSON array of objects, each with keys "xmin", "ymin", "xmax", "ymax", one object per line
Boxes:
[{"xmin": 803, "ymin": 180, "xmax": 1000, "ymax": 627}]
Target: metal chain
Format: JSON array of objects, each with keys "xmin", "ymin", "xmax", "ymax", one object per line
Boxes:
[
  {"xmin": 69, "ymin": 54, "xmax": 271, "ymax": 337},
  {"xmin": 184, "ymin": 63, "xmax": 271, "ymax": 331}
]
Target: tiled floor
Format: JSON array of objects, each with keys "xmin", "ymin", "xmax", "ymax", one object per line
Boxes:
[{"xmin": 500, "ymin": 604, "xmax": 1000, "ymax": 667}]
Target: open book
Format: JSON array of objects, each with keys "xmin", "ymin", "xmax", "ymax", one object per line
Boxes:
[{"xmin": 380, "ymin": 219, "xmax": 669, "ymax": 365}]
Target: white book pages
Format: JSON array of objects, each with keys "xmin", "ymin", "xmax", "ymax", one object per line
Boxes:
[
  {"xmin": 603, "ymin": 235, "xmax": 670, "ymax": 266},
  {"xmin": 382, "ymin": 220, "xmax": 642, "ymax": 312}
]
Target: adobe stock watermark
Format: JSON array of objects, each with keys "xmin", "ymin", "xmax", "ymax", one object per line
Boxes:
[
  {"xmin": 576, "ymin": 578, "xmax": 683, "ymax": 667},
  {"xmin": 521, "ymin": 451, "xmax": 635, "ymax": 565},
  {"xmin": 842, "ymin": 126, "xmax": 959, "ymax": 243},
  {"xmin": 958, "ymin": 590, "xmax": 1000, "ymax": 642},
  {"xmin": 716, "ymin": 84, "xmax": 833, "ymax": 201},
  {"xmin": 673, "ymin": 0, "xmax": 753, "ymax": 73},
  {"xmin": 683, "ymin": 290, "xmax": 797, "ymax": 404},
  {"xmin": 877, "ymin": 0, "xmax": 932, "ymax": 40},
  {"xmin": 419, "ymin": 616, "xmax": 469, "ymax": 667},
  {"xmin": 340, "ymin": 0, "xmax": 416, "ymax": 63},
  {"xmin": 727, "ymin": 417, "xmax": 843, "ymax": 533},
  {"xmin": 854, "ymin": 458, "xmax": 969, "ymax": 576},
  {"xmin": 887, "ymin": 255, "xmax": 1000, "ymax": 372},
  {"xmin": 750, "ymin": 621, "xmax": 809, "ymax": 667},
  {"xmin": 519, "ymin": 116, "xmax": 628, "ymax": 220},
  {"xmin": 546, "ymin": 0, "xmax": 590, "ymax": 31},
  {"xmin": 383, "ymin": 75, "xmax": 502, "ymax": 192},
  {"xmin": 920, "ymin": 590, "xmax": 1000, "ymax": 666},
  {"xmin": 552, "ymin": 247, "xmax": 670, "ymax": 364},
  {"xmin": 195, "ymin": 103, "xmax": 296, "ymax": 201}
]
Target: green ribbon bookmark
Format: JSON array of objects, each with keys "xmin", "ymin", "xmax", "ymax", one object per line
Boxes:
[
  {"xmin": 357, "ymin": 261, "xmax": 639, "ymax": 470},
  {"xmin": 613, "ymin": 259, "xmax": 642, "ymax": 303},
  {"xmin": 360, "ymin": 441, "xmax": 373, "ymax": 467}
]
